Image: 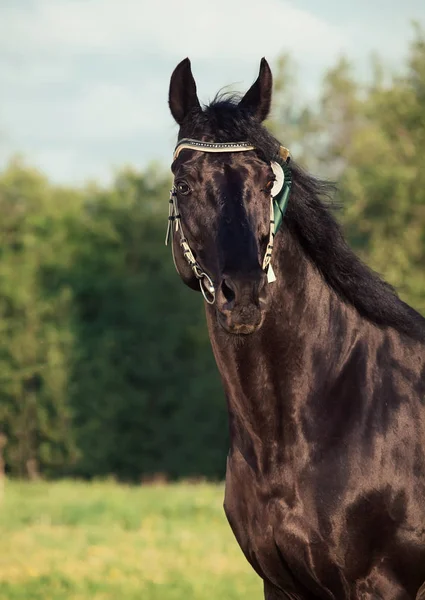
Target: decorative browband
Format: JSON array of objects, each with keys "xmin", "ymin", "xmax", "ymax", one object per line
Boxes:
[{"xmin": 173, "ymin": 139, "xmax": 255, "ymax": 160}]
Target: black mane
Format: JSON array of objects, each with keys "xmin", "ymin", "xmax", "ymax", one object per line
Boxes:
[
  {"xmin": 287, "ymin": 164, "xmax": 425, "ymax": 343},
  {"xmin": 182, "ymin": 96, "xmax": 425, "ymax": 342}
]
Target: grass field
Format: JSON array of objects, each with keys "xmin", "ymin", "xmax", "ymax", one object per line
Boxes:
[{"xmin": 0, "ymin": 479, "xmax": 261, "ymax": 599}]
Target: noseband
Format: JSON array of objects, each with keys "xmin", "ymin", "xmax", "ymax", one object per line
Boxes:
[{"xmin": 166, "ymin": 139, "xmax": 292, "ymax": 305}]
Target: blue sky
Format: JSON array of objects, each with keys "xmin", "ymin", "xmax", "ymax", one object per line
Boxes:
[{"xmin": 0, "ymin": 0, "xmax": 424, "ymax": 184}]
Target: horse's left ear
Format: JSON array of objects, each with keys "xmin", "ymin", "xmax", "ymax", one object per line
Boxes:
[{"xmin": 239, "ymin": 58, "xmax": 273, "ymax": 122}]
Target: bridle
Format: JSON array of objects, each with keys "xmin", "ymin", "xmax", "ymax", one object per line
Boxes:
[{"xmin": 165, "ymin": 138, "xmax": 292, "ymax": 305}]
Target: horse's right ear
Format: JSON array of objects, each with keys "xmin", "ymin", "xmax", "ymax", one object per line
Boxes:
[{"xmin": 169, "ymin": 58, "xmax": 201, "ymax": 125}]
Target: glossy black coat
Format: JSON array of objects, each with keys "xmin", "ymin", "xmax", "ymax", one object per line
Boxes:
[{"xmin": 168, "ymin": 58, "xmax": 425, "ymax": 599}]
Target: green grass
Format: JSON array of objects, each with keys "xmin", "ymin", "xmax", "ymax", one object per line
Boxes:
[{"xmin": 0, "ymin": 479, "xmax": 261, "ymax": 599}]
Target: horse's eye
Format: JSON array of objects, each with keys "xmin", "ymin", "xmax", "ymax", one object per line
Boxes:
[
  {"xmin": 176, "ymin": 181, "xmax": 191, "ymax": 196},
  {"xmin": 265, "ymin": 178, "xmax": 275, "ymax": 191}
]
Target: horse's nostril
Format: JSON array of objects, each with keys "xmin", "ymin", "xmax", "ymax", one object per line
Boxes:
[{"xmin": 221, "ymin": 279, "xmax": 236, "ymax": 304}]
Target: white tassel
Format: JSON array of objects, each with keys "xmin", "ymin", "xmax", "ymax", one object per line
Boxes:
[{"xmin": 267, "ymin": 264, "xmax": 276, "ymax": 283}]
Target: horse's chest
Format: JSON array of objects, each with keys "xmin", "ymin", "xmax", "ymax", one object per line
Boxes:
[{"xmin": 224, "ymin": 454, "xmax": 345, "ymax": 598}]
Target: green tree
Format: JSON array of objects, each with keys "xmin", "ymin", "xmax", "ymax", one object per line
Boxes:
[
  {"xmin": 51, "ymin": 166, "xmax": 227, "ymax": 481},
  {"xmin": 0, "ymin": 24, "xmax": 424, "ymax": 481},
  {"xmin": 270, "ymin": 25, "xmax": 425, "ymax": 313},
  {"xmin": 336, "ymin": 27, "xmax": 425, "ymax": 312},
  {"xmin": 0, "ymin": 160, "xmax": 78, "ymax": 477},
  {"xmin": 0, "ymin": 162, "xmax": 227, "ymax": 480}
]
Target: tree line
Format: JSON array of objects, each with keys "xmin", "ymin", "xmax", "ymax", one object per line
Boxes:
[{"xmin": 0, "ymin": 27, "xmax": 424, "ymax": 480}]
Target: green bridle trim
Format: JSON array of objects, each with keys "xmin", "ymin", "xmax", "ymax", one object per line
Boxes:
[{"xmin": 273, "ymin": 159, "xmax": 292, "ymax": 233}]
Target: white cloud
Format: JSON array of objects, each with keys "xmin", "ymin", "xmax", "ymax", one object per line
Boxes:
[
  {"xmin": 0, "ymin": 0, "xmax": 349, "ymax": 182},
  {"xmin": 0, "ymin": 0, "xmax": 420, "ymax": 183},
  {"xmin": 1, "ymin": 0, "xmax": 346, "ymax": 62},
  {"xmin": 69, "ymin": 82, "xmax": 161, "ymax": 140},
  {"xmin": 28, "ymin": 147, "xmax": 84, "ymax": 183}
]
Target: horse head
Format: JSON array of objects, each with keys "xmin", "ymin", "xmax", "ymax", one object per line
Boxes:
[{"xmin": 168, "ymin": 58, "xmax": 290, "ymax": 335}]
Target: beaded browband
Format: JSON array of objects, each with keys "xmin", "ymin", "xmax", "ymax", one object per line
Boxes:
[
  {"xmin": 173, "ymin": 138, "xmax": 290, "ymax": 163},
  {"xmin": 173, "ymin": 139, "xmax": 256, "ymax": 160}
]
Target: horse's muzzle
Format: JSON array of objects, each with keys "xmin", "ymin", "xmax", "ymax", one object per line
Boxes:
[{"xmin": 215, "ymin": 274, "xmax": 268, "ymax": 334}]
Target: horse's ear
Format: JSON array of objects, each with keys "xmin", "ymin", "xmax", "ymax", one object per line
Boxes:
[
  {"xmin": 169, "ymin": 58, "xmax": 201, "ymax": 125},
  {"xmin": 239, "ymin": 58, "xmax": 273, "ymax": 122}
]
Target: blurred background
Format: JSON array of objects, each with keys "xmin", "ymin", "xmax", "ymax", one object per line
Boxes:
[{"xmin": 0, "ymin": 1, "xmax": 424, "ymax": 599}]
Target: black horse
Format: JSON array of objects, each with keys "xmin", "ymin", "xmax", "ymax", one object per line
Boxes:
[{"xmin": 167, "ymin": 57, "xmax": 425, "ymax": 599}]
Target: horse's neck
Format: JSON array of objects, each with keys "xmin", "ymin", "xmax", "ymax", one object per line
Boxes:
[{"xmin": 205, "ymin": 232, "xmax": 369, "ymax": 466}]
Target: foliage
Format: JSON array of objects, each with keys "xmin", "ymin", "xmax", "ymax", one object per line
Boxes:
[
  {"xmin": 0, "ymin": 26, "xmax": 424, "ymax": 480},
  {"xmin": 0, "ymin": 162, "xmax": 78, "ymax": 477},
  {"xmin": 0, "ymin": 162, "xmax": 226, "ymax": 480},
  {"xmin": 270, "ymin": 25, "xmax": 425, "ymax": 313}
]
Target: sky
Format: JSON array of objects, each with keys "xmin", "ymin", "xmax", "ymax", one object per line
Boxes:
[{"xmin": 0, "ymin": 0, "xmax": 424, "ymax": 184}]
